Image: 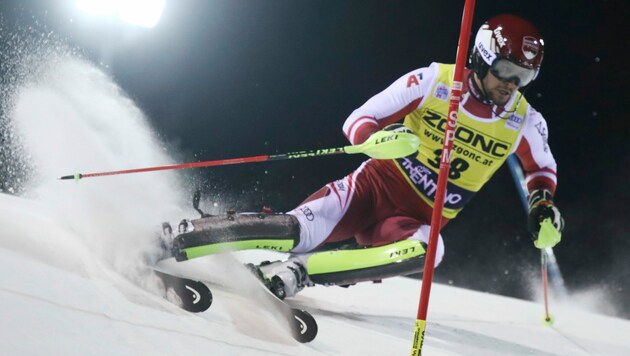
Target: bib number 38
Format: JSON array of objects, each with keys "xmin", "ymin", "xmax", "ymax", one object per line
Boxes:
[{"xmin": 427, "ymin": 149, "xmax": 469, "ymax": 179}]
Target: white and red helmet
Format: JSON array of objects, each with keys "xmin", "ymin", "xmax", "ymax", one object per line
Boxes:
[{"xmin": 470, "ymin": 14, "xmax": 544, "ymax": 87}]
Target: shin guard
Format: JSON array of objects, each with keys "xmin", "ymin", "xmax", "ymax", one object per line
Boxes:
[
  {"xmin": 305, "ymin": 240, "xmax": 426, "ymax": 286},
  {"xmin": 172, "ymin": 213, "xmax": 300, "ymax": 261}
]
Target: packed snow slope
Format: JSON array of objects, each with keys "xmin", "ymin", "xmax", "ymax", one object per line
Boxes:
[
  {"xmin": 1, "ymin": 53, "xmax": 628, "ymax": 356},
  {"xmin": 1, "ymin": 194, "xmax": 629, "ymax": 356}
]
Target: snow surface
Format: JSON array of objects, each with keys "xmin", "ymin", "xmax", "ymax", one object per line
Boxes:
[
  {"xmin": 1, "ymin": 54, "xmax": 629, "ymax": 356},
  {"xmin": 1, "ymin": 200, "xmax": 629, "ymax": 356}
]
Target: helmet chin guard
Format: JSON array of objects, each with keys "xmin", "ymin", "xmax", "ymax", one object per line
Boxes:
[{"xmin": 469, "ymin": 14, "xmax": 544, "ymax": 87}]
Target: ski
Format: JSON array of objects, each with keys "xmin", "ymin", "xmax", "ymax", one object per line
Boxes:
[
  {"xmin": 262, "ymin": 286, "xmax": 318, "ymax": 343},
  {"xmin": 154, "ymin": 191, "xmax": 317, "ymax": 342},
  {"xmin": 154, "ymin": 258, "xmax": 318, "ymax": 343},
  {"xmin": 245, "ymin": 266, "xmax": 318, "ymax": 343},
  {"xmin": 153, "ymin": 269, "xmax": 212, "ymax": 313}
]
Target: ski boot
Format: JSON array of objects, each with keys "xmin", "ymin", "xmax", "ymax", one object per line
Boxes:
[
  {"xmin": 246, "ymin": 258, "xmax": 312, "ymax": 300},
  {"xmin": 158, "ymin": 220, "xmax": 194, "ymax": 260}
]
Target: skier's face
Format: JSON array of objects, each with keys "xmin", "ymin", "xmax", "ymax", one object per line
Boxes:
[{"xmin": 481, "ymin": 71, "xmax": 518, "ymax": 106}]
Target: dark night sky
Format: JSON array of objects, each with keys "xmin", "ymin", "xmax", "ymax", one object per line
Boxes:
[{"xmin": 2, "ymin": 1, "xmax": 629, "ymax": 318}]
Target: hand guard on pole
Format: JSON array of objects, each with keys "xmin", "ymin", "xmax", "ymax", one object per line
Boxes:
[
  {"xmin": 348, "ymin": 124, "xmax": 419, "ymax": 159},
  {"xmin": 528, "ymin": 189, "xmax": 564, "ymax": 248}
]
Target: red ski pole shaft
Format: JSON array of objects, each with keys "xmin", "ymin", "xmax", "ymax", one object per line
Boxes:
[
  {"xmin": 59, "ymin": 125, "xmax": 421, "ymax": 181},
  {"xmin": 58, "ymin": 148, "xmax": 346, "ymax": 180},
  {"xmin": 411, "ymin": 1, "xmax": 476, "ymax": 354},
  {"xmin": 541, "ymin": 251, "xmax": 551, "ymax": 321}
]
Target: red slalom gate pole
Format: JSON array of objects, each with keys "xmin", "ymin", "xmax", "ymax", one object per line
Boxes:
[{"xmin": 410, "ymin": 1, "xmax": 476, "ymax": 354}]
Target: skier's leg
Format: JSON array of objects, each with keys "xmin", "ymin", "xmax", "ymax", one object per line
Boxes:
[
  {"xmin": 170, "ymin": 213, "xmax": 301, "ymax": 261},
  {"xmin": 246, "ymin": 159, "xmax": 452, "ymax": 298},
  {"xmin": 171, "ymin": 161, "xmax": 374, "ymax": 261},
  {"xmin": 287, "ymin": 170, "xmax": 370, "ymax": 253},
  {"xmin": 252, "ymin": 219, "xmax": 445, "ymax": 298},
  {"xmin": 294, "ymin": 219, "xmax": 444, "ymax": 286}
]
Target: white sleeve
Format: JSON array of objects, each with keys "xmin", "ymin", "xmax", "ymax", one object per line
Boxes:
[
  {"xmin": 342, "ymin": 63, "xmax": 439, "ymax": 145},
  {"xmin": 515, "ymin": 105, "xmax": 558, "ymax": 189}
]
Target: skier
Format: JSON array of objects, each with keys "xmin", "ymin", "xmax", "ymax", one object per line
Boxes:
[{"xmin": 169, "ymin": 14, "xmax": 565, "ymax": 299}]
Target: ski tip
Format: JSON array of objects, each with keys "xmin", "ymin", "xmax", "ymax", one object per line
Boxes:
[
  {"xmin": 290, "ymin": 309, "xmax": 318, "ymax": 343},
  {"xmin": 154, "ymin": 269, "xmax": 213, "ymax": 313}
]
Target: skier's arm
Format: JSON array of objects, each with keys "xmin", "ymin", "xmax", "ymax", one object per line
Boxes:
[
  {"xmin": 515, "ymin": 107, "xmax": 564, "ymax": 236},
  {"xmin": 514, "ymin": 107, "xmax": 557, "ymax": 194},
  {"xmin": 342, "ymin": 64, "xmax": 437, "ymax": 145}
]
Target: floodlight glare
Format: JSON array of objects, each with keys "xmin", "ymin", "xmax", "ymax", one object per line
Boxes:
[
  {"xmin": 75, "ymin": 0, "xmax": 118, "ymax": 15},
  {"xmin": 75, "ymin": 0, "xmax": 165, "ymax": 28},
  {"xmin": 118, "ymin": 0, "xmax": 165, "ymax": 28}
]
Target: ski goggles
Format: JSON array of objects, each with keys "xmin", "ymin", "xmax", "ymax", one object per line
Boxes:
[{"xmin": 489, "ymin": 58, "xmax": 537, "ymax": 87}]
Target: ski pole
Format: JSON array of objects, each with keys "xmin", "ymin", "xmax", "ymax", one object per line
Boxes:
[
  {"xmin": 58, "ymin": 130, "xmax": 420, "ymax": 180},
  {"xmin": 541, "ymin": 249, "xmax": 553, "ymax": 324},
  {"xmin": 506, "ymin": 155, "xmax": 566, "ymax": 325},
  {"xmin": 410, "ymin": 1, "xmax": 476, "ymax": 354}
]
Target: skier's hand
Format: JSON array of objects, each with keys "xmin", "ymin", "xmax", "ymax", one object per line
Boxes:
[
  {"xmin": 382, "ymin": 123, "xmax": 413, "ymax": 134},
  {"xmin": 528, "ymin": 189, "xmax": 564, "ymax": 248},
  {"xmin": 350, "ymin": 123, "xmax": 419, "ymax": 159}
]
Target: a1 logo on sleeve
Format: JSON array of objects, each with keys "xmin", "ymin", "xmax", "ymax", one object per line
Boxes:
[{"xmin": 406, "ymin": 73, "xmax": 423, "ymax": 87}]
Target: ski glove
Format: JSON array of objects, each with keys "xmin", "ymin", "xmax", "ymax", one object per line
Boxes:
[
  {"xmin": 382, "ymin": 123, "xmax": 413, "ymax": 134},
  {"xmin": 527, "ymin": 189, "xmax": 564, "ymax": 248}
]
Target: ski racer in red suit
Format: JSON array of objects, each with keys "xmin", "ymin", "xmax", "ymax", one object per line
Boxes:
[{"xmin": 169, "ymin": 14, "xmax": 565, "ymax": 299}]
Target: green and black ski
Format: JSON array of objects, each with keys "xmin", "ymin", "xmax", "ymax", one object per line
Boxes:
[{"xmin": 153, "ymin": 269, "xmax": 213, "ymax": 313}]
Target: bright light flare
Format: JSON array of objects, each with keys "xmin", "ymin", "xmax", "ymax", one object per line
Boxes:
[
  {"xmin": 75, "ymin": 0, "xmax": 165, "ymax": 28},
  {"xmin": 75, "ymin": 0, "xmax": 118, "ymax": 15},
  {"xmin": 118, "ymin": 0, "xmax": 165, "ymax": 28}
]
